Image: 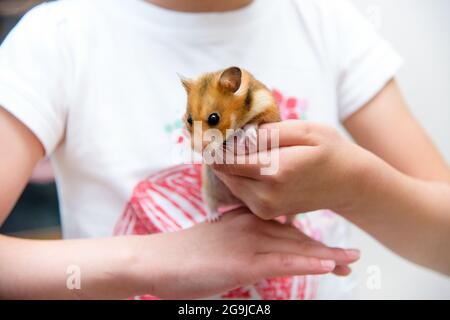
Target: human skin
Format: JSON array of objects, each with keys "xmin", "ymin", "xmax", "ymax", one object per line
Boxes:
[
  {"xmin": 1, "ymin": 0, "xmax": 446, "ymax": 299},
  {"xmin": 0, "ymin": 0, "xmax": 360, "ymax": 300},
  {"xmin": 0, "ymin": 205, "xmax": 359, "ymax": 299},
  {"xmin": 213, "ymin": 80, "xmax": 450, "ymax": 275},
  {"xmin": 144, "ymin": 0, "xmax": 253, "ymax": 12}
]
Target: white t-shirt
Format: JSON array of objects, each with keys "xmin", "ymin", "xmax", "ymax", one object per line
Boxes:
[{"xmin": 0, "ymin": 0, "xmax": 402, "ymax": 299}]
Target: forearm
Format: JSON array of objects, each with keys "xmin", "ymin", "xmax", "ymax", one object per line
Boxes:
[
  {"xmin": 0, "ymin": 209, "xmax": 360, "ymax": 300},
  {"xmin": 340, "ymin": 151, "xmax": 450, "ymax": 275},
  {"xmin": 0, "ymin": 234, "xmax": 150, "ymax": 299}
]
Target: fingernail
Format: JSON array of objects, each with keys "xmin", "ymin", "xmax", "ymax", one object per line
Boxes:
[
  {"xmin": 320, "ymin": 260, "xmax": 336, "ymax": 270},
  {"xmin": 345, "ymin": 249, "xmax": 360, "ymax": 259}
]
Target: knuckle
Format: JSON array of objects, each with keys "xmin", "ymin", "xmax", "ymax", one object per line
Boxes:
[
  {"xmin": 279, "ymin": 254, "xmax": 295, "ymax": 269},
  {"xmin": 314, "ymin": 145, "xmax": 330, "ymax": 163},
  {"xmin": 295, "ymin": 239, "xmax": 312, "ymax": 252},
  {"xmin": 301, "ymin": 123, "xmax": 315, "ymax": 144},
  {"xmin": 309, "ymin": 123, "xmax": 336, "ymax": 142},
  {"xmin": 301, "ymin": 121, "xmax": 312, "ymax": 137},
  {"xmin": 327, "ymin": 126, "xmax": 340, "ymax": 138},
  {"xmin": 301, "ymin": 257, "xmax": 314, "ymax": 270},
  {"xmin": 322, "ymin": 125, "xmax": 341, "ymax": 142},
  {"xmin": 264, "ymin": 172, "xmax": 280, "ymax": 183},
  {"xmin": 316, "ymin": 123, "xmax": 331, "ymax": 135},
  {"xmin": 271, "ymin": 168, "xmax": 286, "ymax": 184},
  {"xmin": 253, "ymin": 195, "xmax": 275, "ymax": 220},
  {"xmin": 235, "ymin": 214, "xmax": 270, "ymax": 236},
  {"xmin": 306, "ymin": 257, "xmax": 322, "ymax": 270},
  {"xmin": 278, "ymin": 164, "xmax": 295, "ymax": 182}
]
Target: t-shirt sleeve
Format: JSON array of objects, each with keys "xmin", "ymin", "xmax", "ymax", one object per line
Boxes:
[
  {"xmin": 332, "ymin": 0, "xmax": 403, "ymax": 121},
  {"xmin": 0, "ymin": 3, "xmax": 71, "ymax": 155}
]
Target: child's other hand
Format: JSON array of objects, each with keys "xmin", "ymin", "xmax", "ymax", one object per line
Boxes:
[
  {"xmin": 131, "ymin": 208, "xmax": 359, "ymax": 299},
  {"xmin": 212, "ymin": 120, "xmax": 374, "ymax": 219}
]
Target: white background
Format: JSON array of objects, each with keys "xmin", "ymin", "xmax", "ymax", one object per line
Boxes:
[{"xmin": 348, "ymin": 0, "xmax": 450, "ymax": 299}]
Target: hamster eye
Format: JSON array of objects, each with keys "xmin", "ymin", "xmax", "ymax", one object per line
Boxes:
[
  {"xmin": 207, "ymin": 113, "xmax": 220, "ymax": 126},
  {"xmin": 187, "ymin": 114, "xmax": 193, "ymax": 126}
]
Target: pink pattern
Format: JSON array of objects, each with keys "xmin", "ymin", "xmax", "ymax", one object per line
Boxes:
[
  {"xmin": 114, "ymin": 164, "xmax": 205, "ymax": 236},
  {"xmin": 272, "ymin": 88, "xmax": 309, "ymax": 120},
  {"xmin": 114, "ymin": 89, "xmax": 320, "ymax": 300},
  {"xmin": 114, "ymin": 163, "xmax": 319, "ymax": 300}
]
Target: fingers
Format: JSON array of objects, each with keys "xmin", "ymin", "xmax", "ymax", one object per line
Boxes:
[
  {"xmin": 212, "ymin": 169, "xmax": 259, "ymax": 199},
  {"xmin": 263, "ymin": 236, "xmax": 360, "ymax": 266},
  {"xmin": 259, "ymin": 120, "xmax": 320, "ymax": 148},
  {"xmin": 254, "ymin": 247, "xmax": 357, "ymax": 279},
  {"xmin": 212, "ymin": 148, "xmax": 283, "ymax": 178},
  {"xmin": 212, "ymin": 156, "xmax": 263, "ymax": 178},
  {"xmin": 255, "ymin": 253, "xmax": 336, "ymax": 278},
  {"xmin": 212, "ymin": 120, "xmax": 324, "ymax": 178},
  {"xmin": 213, "ymin": 144, "xmax": 317, "ymax": 180},
  {"xmin": 259, "ymin": 220, "xmax": 360, "ymax": 265},
  {"xmin": 259, "ymin": 219, "xmax": 309, "ymax": 240},
  {"xmin": 333, "ymin": 265, "xmax": 352, "ymax": 277}
]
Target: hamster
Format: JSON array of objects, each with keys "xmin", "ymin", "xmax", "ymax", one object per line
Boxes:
[{"xmin": 181, "ymin": 66, "xmax": 284, "ymax": 222}]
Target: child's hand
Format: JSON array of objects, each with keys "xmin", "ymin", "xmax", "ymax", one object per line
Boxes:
[
  {"xmin": 132, "ymin": 208, "xmax": 359, "ymax": 299},
  {"xmin": 212, "ymin": 120, "xmax": 372, "ymax": 219}
]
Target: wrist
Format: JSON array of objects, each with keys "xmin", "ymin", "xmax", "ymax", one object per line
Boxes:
[
  {"xmin": 113, "ymin": 235, "xmax": 162, "ymax": 298},
  {"xmin": 124, "ymin": 233, "xmax": 179, "ymax": 298},
  {"xmin": 335, "ymin": 146, "xmax": 402, "ymax": 218}
]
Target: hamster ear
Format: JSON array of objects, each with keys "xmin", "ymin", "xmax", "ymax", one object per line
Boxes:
[
  {"xmin": 219, "ymin": 67, "xmax": 242, "ymax": 93},
  {"xmin": 177, "ymin": 73, "xmax": 193, "ymax": 92}
]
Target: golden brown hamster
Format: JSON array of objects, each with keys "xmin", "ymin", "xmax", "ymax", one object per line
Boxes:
[{"xmin": 181, "ymin": 66, "xmax": 281, "ymax": 221}]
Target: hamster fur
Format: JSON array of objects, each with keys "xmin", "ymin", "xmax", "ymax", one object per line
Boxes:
[{"xmin": 181, "ymin": 66, "xmax": 287, "ymax": 222}]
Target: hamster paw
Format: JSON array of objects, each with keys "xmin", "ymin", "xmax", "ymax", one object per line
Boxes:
[{"xmin": 206, "ymin": 211, "xmax": 221, "ymax": 222}]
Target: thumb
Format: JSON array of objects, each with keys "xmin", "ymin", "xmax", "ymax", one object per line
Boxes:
[
  {"xmin": 213, "ymin": 169, "xmax": 241, "ymax": 191},
  {"xmin": 213, "ymin": 169, "xmax": 253, "ymax": 199},
  {"xmin": 259, "ymin": 120, "xmax": 319, "ymax": 148}
]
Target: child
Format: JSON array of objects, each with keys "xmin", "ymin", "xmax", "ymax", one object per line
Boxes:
[{"xmin": 0, "ymin": 0, "xmax": 449, "ymax": 299}]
